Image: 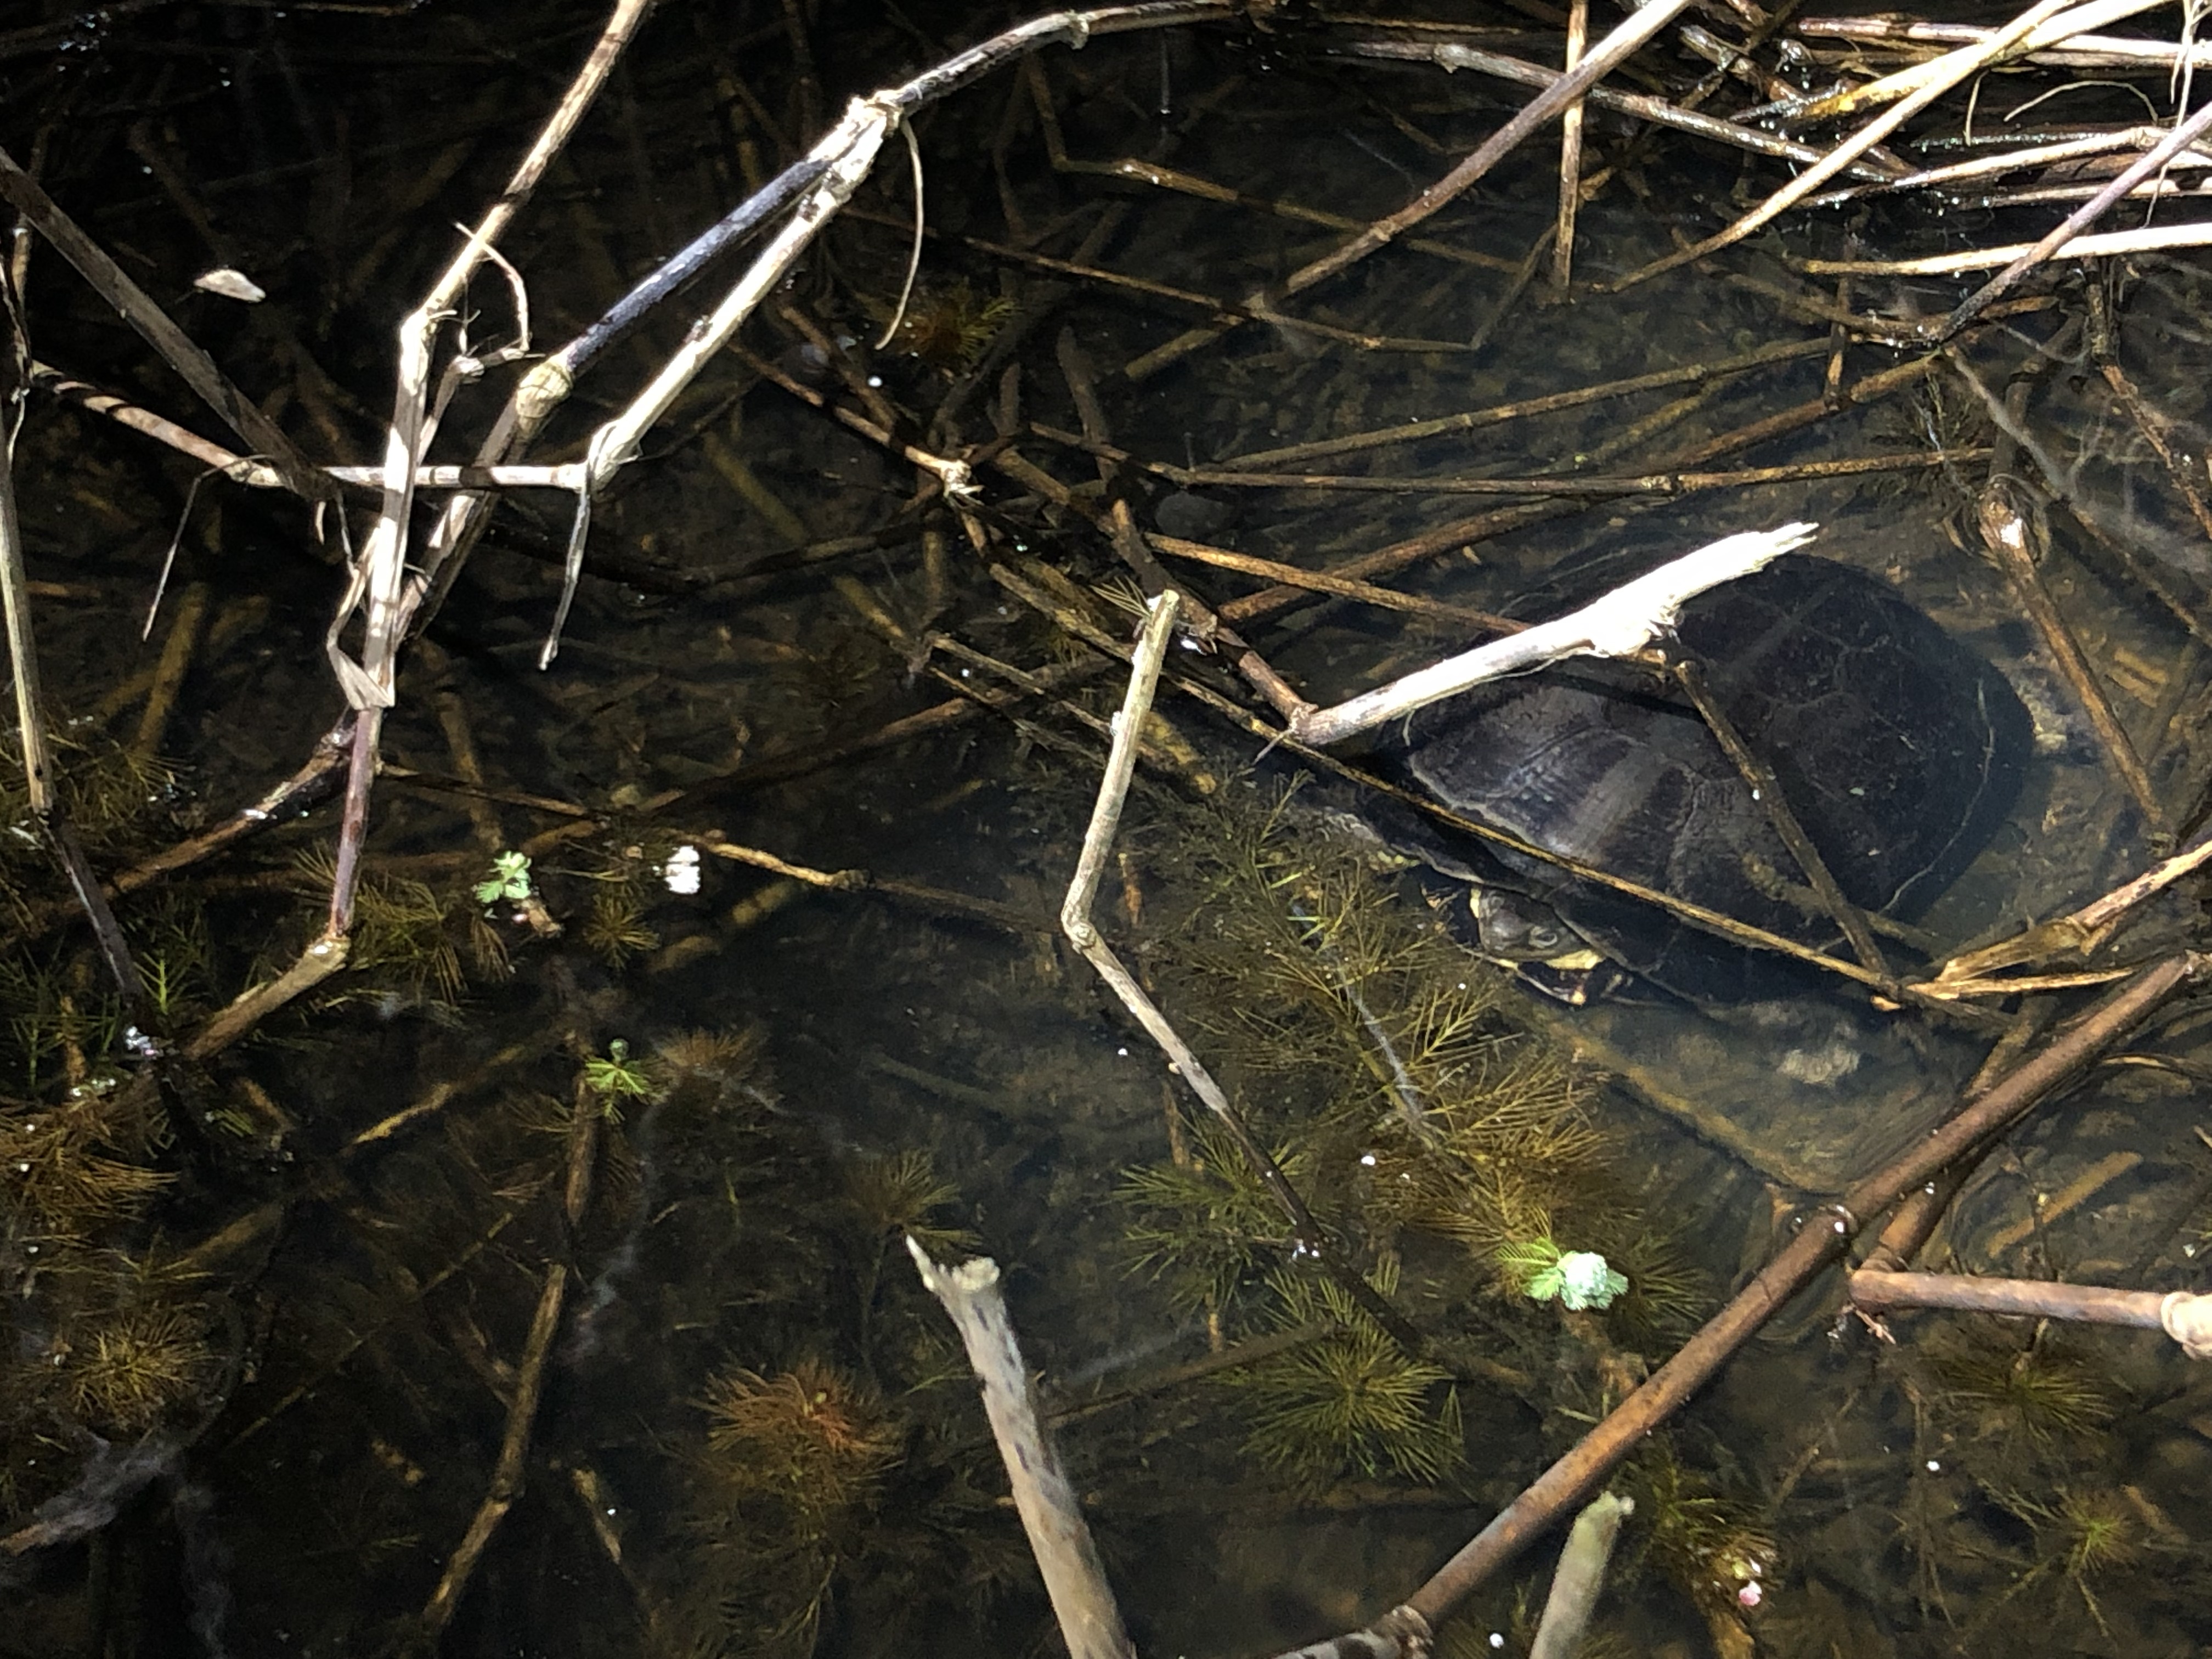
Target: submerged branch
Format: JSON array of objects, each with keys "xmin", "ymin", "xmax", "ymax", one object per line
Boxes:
[
  {"xmin": 909, "ymin": 1243, "xmax": 1136, "ymax": 1659},
  {"xmin": 1848, "ymin": 1269, "xmax": 2212, "ymax": 1358}
]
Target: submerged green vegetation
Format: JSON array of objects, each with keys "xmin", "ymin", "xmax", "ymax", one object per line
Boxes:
[
  {"xmin": 3, "ymin": 3, "xmax": 2209, "ymax": 1652},
  {"xmin": 1103, "ymin": 788, "xmax": 1742, "ymax": 1572}
]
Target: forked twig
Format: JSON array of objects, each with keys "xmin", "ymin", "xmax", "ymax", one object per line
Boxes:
[
  {"xmin": 1058, "ymin": 591, "xmax": 1428, "ymax": 1355},
  {"xmin": 408, "ymin": 1262, "xmax": 570, "ymax": 1651},
  {"xmin": 1286, "ymin": 526, "xmax": 1818, "ymax": 746},
  {"xmin": 324, "ymin": 0, "xmax": 657, "ymax": 943},
  {"xmin": 1931, "ymin": 819, "xmax": 2212, "ymax": 990}
]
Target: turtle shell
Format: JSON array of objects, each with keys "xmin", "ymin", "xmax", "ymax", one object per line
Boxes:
[{"xmin": 1380, "ymin": 554, "xmax": 2032, "ymax": 1001}]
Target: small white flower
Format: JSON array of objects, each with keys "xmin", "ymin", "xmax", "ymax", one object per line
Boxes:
[{"xmin": 662, "ymin": 844, "xmax": 702, "ymax": 895}]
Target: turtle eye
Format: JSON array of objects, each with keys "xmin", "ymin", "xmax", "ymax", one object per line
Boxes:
[{"xmin": 1528, "ymin": 925, "xmax": 1564, "ymax": 952}]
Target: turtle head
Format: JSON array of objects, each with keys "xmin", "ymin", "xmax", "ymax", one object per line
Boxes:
[
  {"xmin": 1471, "ymin": 888, "xmax": 1623, "ymax": 1005},
  {"xmin": 1472, "ymin": 887, "xmax": 1578, "ymax": 961}
]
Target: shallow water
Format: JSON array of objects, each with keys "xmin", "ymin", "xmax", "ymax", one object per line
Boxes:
[{"xmin": 2, "ymin": 3, "xmax": 2210, "ymax": 1657}]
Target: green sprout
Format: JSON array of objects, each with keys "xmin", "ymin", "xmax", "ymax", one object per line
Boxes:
[
  {"xmin": 474, "ymin": 850, "xmax": 533, "ymax": 907},
  {"xmin": 583, "ymin": 1039, "xmax": 657, "ymax": 1118},
  {"xmin": 1499, "ymin": 1236, "xmax": 1628, "ymax": 1311}
]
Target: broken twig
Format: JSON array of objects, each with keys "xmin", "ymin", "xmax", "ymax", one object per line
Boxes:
[{"xmin": 907, "ymin": 1242, "xmax": 1135, "ymax": 1659}]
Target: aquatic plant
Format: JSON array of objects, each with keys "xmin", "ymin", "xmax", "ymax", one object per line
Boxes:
[
  {"xmin": 1872, "ymin": 374, "xmax": 1997, "ymax": 517},
  {"xmin": 1625, "ymin": 1441, "xmax": 1777, "ymax": 1642},
  {"xmin": 0, "ymin": 724, "xmax": 176, "ymax": 862},
  {"xmin": 1925, "ymin": 1321, "xmax": 2118, "ymax": 1455},
  {"xmin": 2, "ymin": 1087, "xmax": 172, "ymax": 1240},
  {"xmin": 132, "ymin": 900, "xmax": 213, "ymax": 1029},
  {"xmin": 1165, "ymin": 793, "xmax": 1466, "ymax": 1102},
  {"xmin": 1498, "ymin": 1235, "xmax": 1628, "ymax": 1311},
  {"xmin": 842, "ymin": 1148, "xmax": 974, "ymax": 1257},
  {"xmin": 701, "ymin": 1357, "xmax": 902, "ymax": 1505},
  {"xmin": 580, "ymin": 888, "xmax": 659, "ymax": 968},
  {"xmin": 582, "ymin": 1039, "xmax": 660, "ymax": 1118},
  {"xmin": 295, "ymin": 849, "xmax": 505, "ymax": 1008},
  {"xmin": 1148, "ymin": 790, "xmax": 1625, "ymax": 1276},
  {"xmin": 63, "ymin": 1302, "xmax": 216, "ymax": 1434},
  {"xmin": 841, "ymin": 1148, "xmax": 976, "ymax": 1372},
  {"xmin": 472, "ymin": 850, "xmax": 533, "ymax": 906},
  {"xmin": 1983, "ymin": 1485, "xmax": 2179, "ymax": 1638},
  {"xmin": 1587, "ymin": 1227, "xmax": 1707, "ymax": 1340},
  {"xmin": 873, "ymin": 278, "xmax": 1014, "ymax": 370},
  {"xmin": 655, "ymin": 1028, "xmax": 769, "ymax": 1090},
  {"xmin": 1117, "ymin": 1116, "xmax": 1304, "ymax": 1314},
  {"xmin": 1224, "ymin": 1263, "xmax": 1463, "ymax": 1491},
  {"xmin": 0, "ymin": 955, "xmax": 125, "ymax": 1096},
  {"xmin": 348, "ymin": 874, "xmax": 462, "ymax": 1002},
  {"xmin": 683, "ymin": 1357, "xmax": 906, "ymax": 1655}
]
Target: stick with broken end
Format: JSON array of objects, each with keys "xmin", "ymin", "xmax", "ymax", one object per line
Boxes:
[
  {"xmin": 1530, "ymin": 1491, "xmax": 1634, "ymax": 1659},
  {"xmin": 907, "ymin": 1240, "xmax": 1135, "ymax": 1659},
  {"xmin": 1057, "ymin": 591, "xmax": 1430, "ymax": 1354},
  {"xmin": 1288, "ymin": 524, "xmax": 1818, "ymax": 746},
  {"xmin": 1848, "ymin": 1269, "xmax": 2212, "ymax": 1358}
]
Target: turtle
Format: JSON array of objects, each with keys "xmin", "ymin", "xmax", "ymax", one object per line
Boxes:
[{"xmin": 1363, "ymin": 552, "xmax": 2034, "ymax": 1002}]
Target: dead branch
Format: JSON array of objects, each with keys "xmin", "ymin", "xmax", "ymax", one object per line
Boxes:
[
  {"xmin": 408, "ymin": 1262, "xmax": 570, "ymax": 1650},
  {"xmin": 1058, "ymin": 589, "xmax": 1429, "ymax": 1355},
  {"xmin": 909, "ymin": 1243, "xmax": 1136, "ymax": 1659},
  {"xmin": 0, "ymin": 149, "xmax": 329, "ymax": 500},
  {"xmin": 1848, "ymin": 1269, "xmax": 2212, "ymax": 1358},
  {"xmin": 1286, "ymin": 526, "xmax": 1817, "ymax": 747},
  {"xmin": 1938, "ymin": 97, "xmax": 2212, "ymax": 338},
  {"xmin": 1612, "ymin": 0, "xmax": 2141, "ymax": 291},
  {"xmin": 324, "ymin": 0, "xmax": 657, "ymax": 947}
]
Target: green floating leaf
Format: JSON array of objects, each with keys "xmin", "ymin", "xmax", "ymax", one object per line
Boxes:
[
  {"xmin": 475, "ymin": 850, "xmax": 533, "ymax": 906},
  {"xmin": 1553, "ymin": 1250, "xmax": 1629, "ymax": 1311},
  {"xmin": 583, "ymin": 1038, "xmax": 659, "ymax": 1116},
  {"xmin": 1500, "ymin": 1236, "xmax": 1626, "ymax": 1310}
]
